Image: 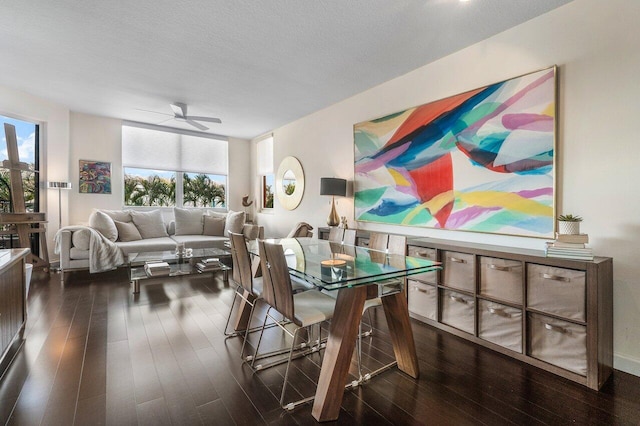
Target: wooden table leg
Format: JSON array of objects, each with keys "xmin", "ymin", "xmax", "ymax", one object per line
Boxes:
[
  {"xmin": 381, "ymin": 291, "xmax": 419, "ymax": 378},
  {"xmin": 312, "ymin": 286, "xmax": 367, "ymax": 422},
  {"xmin": 233, "ymin": 288, "xmax": 256, "ymax": 332}
]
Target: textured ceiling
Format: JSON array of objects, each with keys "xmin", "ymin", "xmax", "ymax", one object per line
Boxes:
[{"xmin": 0, "ymin": 0, "xmax": 571, "ymax": 139}]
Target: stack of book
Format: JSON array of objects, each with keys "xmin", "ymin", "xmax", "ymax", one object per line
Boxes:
[
  {"xmin": 196, "ymin": 258, "xmax": 221, "ymax": 272},
  {"xmin": 545, "ymin": 233, "xmax": 593, "ymax": 260},
  {"xmin": 144, "ymin": 261, "xmax": 171, "ymax": 277}
]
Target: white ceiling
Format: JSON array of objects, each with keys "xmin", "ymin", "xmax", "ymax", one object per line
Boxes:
[{"xmin": 0, "ymin": 0, "xmax": 571, "ymax": 140}]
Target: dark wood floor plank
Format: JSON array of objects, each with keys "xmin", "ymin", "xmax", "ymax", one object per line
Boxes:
[
  {"xmin": 139, "ymin": 303, "xmax": 203, "ymax": 425},
  {"xmin": 74, "ymin": 393, "xmax": 106, "ymax": 426},
  {"xmin": 105, "ymin": 339, "xmax": 138, "ymax": 426},
  {"xmin": 195, "ymin": 347, "xmax": 268, "ymax": 425},
  {"xmin": 76, "ymin": 285, "xmax": 109, "ymax": 403},
  {"xmin": 41, "ymin": 289, "xmax": 95, "ymax": 426},
  {"xmin": 136, "ymin": 397, "xmax": 173, "ymax": 426},
  {"xmin": 124, "ymin": 305, "xmax": 165, "ymax": 405},
  {"xmin": 156, "ymin": 300, "xmax": 220, "ymax": 407},
  {"xmin": 1, "ymin": 271, "xmax": 639, "ymax": 426},
  {"xmin": 196, "ymin": 399, "xmax": 235, "ymax": 426},
  {"xmin": 180, "ymin": 292, "xmax": 296, "ymax": 421},
  {"xmin": 7, "ymin": 292, "xmax": 81, "ymax": 425},
  {"xmin": 409, "ymin": 324, "xmax": 617, "ymax": 425}
]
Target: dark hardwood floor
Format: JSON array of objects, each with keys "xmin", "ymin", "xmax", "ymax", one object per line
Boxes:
[{"xmin": 1, "ymin": 269, "xmax": 639, "ymax": 425}]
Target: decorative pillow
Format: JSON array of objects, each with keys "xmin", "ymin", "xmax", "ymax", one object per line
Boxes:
[
  {"xmin": 174, "ymin": 207, "xmax": 204, "ymax": 235},
  {"xmin": 224, "ymin": 210, "xmax": 246, "ymax": 236},
  {"xmin": 89, "ymin": 210, "xmax": 118, "ymax": 242},
  {"xmin": 96, "ymin": 209, "xmax": 132, "ymax": 223},
  {"xmin": 71, "ymin": 228, "xmax": 92, "ymax": 250},
  {"xmin": 114, "ymin": 220, "xmax": 142, "ymax": 242},
  {"xmin": 130, "ymin": 210, "xmax": 168, "ymax": 239},
  {"xmin": 203, "ymin": 215, "xmax": 226, "ymax": 236}
]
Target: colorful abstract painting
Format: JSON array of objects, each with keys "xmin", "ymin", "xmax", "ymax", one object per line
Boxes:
[
  {"xmin": 354, "ymin": 67, "xmax": 556, "ymax": 238},
  {"xmin": 79, "ymin": 160, "xmax": 111, "ymax": 194}
]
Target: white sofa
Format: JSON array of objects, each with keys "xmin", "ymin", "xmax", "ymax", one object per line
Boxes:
[{"xmin": 58, "ymin": 207, "xmax": 263, "ymax": 275}]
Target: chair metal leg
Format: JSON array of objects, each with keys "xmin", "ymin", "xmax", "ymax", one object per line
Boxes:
[
  {"xmin": 251, "ymin": 308, "xmax": 271, "ymax": 368},
  {"xmin": 280, "ymin": 327, "xmax": 319, "ymax": 411},
  {"xmin": 223, "ymin": 287, "xmax": 242, "ymax": 336},
  {"xmin": 240, "ymin": 296, "xmax": 259, "ymax": 360},
  {"xmin": 250, "ymin": 312, "xmax": 324, "ymax": 371},
  {"xmin": 361, "ymin": 308, "xmax": 374, "ymax": 337}
]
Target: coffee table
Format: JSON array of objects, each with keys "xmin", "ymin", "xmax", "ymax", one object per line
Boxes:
[{"xmin": 128, "ymin": 247, "xmax": 231, "ymax": 294}]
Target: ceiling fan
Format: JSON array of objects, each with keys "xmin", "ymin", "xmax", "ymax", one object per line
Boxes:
[{"xmin": 139, "ymin": 102, "xmax": 222, "ymax": 131}]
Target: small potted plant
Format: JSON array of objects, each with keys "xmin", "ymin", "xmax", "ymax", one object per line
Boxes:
[{"xmin": 557, "ymin": 214, "xmax": 583, "ymax": 235}]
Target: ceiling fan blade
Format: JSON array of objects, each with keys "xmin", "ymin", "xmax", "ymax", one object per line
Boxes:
[
  {"xmin": 186, "ymin": 115, "xmax": 222, "ymax": 124},
  {"xmin": 170, "ymin": 102, "xmax": 187, "ymax": 118},
  {"xmin": 156, "ymin": 117, "xmax": 175, "ymax": 125},
  {"xmin": 135, "ymin": 108, "xmax": 172, "ymax": 116},
  {"xmin": 185, "ymin": 119, "xmax": 209, "ymax": 131}
]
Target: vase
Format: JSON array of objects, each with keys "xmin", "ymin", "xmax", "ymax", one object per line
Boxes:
[{"xmin": 558, "ymin": 221, "xmax": 581, "ymax": 235}]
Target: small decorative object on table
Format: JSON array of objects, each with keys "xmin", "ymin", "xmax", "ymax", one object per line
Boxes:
[
  {"xmin": 144, "ymin": 261, "xmax": 171, "ymax": 277},
  {"xmin": 339, "ymin": 216, "xmax": 348, "ymax": 229},
  {"xmin": 196, "ymin": 257, "xmax": 221, "ymax": 272},
  {"xmin": 547, "ymin": 214, "xmax": 592, "ymax": 260},
  {"xmin": 557, "ymin": 214, "xmax": 583, "ymax": 235}
]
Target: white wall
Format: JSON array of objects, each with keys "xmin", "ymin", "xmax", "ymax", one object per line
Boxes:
[
  {"xmin": 0, "ymin": 85, "xmax": 70, "ymax": 258},
  {"xmin": 69, "ymin": 112, "xmax": 123, "ymax": 225},
  {"xmin": 252, "ymin": 0, "xmax": 640, "ymax": 375},
  {"xmin": 68, "ymin": 113, "xmax": 252, "ymax": 222}
]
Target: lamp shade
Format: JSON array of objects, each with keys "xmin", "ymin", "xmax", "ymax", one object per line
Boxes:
[
  {"xmin": 47, "ymin": 181, "xmax": 72, "ymax": 189},
  {"xmin": 320, "ymin": 178, "xmax": 346, "ymax": 197}
]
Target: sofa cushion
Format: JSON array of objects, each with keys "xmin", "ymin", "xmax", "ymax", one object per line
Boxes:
[
  {"xmin": 71, "ymin": 228, "xmax": 92, "ymax": 250},
  {"xmin": 174, "ymin": 207, "xmax": 204, "ymax": 235},
  {"xmin": 130, "ymin": 210, "xmax": 168, "ymax": 239},
  {"xmin": 170, "ymin": 235, "xmax": 228, "ymax": 250},
  {"xmin": 203, "ymin": 215, "xmax": 226, "ymax": 236},
  {"xmin": 98, "ymin": 209, "xmax": 132, "ymax": 223},
  {"xmin": 116, "ymin": 237, "xmax": 177, "ymax": 254},
  {"xmin": 70, "ymin": 248, "xmax": 90, "ymax": 260},
  {"xmin": 89, "ymin": 210, "xmax": 118, "ymax": 242},
  {"xmin": 114, "ymin": 220, "xmax": 143, "ymax": 242},
  {"xmin": 224, "ymin": 210, "xmax": 245, "ymax": 236}
]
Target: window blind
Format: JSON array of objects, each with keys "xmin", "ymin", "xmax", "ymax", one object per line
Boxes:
[
  {"xmin": 256, "ymin": 135, "xmax": 273, "ymax": 175},
  {"xmin": 122, "ymin": 122, "xmax": 228, "ymax": 175}
]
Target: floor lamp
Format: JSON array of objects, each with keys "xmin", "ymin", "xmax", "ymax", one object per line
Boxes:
[{"xmin": 47, "ymin": 181, "xmax": 72, "ymax": 230}]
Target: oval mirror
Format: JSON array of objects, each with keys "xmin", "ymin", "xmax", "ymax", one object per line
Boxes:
[{"xmin": 276, "ymin": 156, "xmax": 305, "ymax": 210}]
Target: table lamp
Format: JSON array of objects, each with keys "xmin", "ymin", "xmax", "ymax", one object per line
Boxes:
[
  {"xmin": 320, "ymin": 178, "xmax": 346, "ymax": 227},
  {"xmin": 47, "ymin": 181, "xmax": 72, "ymax": 230}
]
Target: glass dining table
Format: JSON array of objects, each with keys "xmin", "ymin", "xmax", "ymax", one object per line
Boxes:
[{"xmin": 245, "ymin": 237, "xmax": 441, "ymax": 422}]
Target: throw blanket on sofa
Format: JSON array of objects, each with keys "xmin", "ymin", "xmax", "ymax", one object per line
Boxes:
[{"xmin": 54, "ymin": 226, "xmax": 125, "ymax": 273}]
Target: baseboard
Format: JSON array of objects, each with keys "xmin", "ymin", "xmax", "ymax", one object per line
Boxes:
[{"xmin": 614, "ymin": 353, "xmax": 640, "ymax": 377}]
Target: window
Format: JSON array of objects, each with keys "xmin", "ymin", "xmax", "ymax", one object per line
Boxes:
[
  {"xmin": 256, "ymin": 136, "xmax": 274, "ymax": 209},
  {"xmin": 262, "ymin": 174, "xmax": 274, "ymax": 208},
  {"xmin": 1, "ymin": 115, "xmax": 40, "ymax": 250},
  {"xmin": 122, "ymin": 122, "xmax": 228, "ymax": 208},
  {"xmin": 183, "ymin": 172, "xmax": 226, "ymax": 207}
]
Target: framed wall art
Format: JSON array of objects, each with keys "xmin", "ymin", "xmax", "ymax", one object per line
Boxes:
[
  {"xmin": 354, "ymin": 66, "xmax": 556, "ymax": 238},
  {"xmin": 79, "ymin": 160, "xmax": 112, "ymax": 194}
]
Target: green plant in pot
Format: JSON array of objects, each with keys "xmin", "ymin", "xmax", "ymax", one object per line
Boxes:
[{"xmin": 557, "ymin": 214, "xmax": 583, "ymax": 235}]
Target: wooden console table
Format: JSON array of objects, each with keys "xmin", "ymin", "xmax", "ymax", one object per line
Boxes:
[
  {"xmin": 318, "ymin": 227, "xmax": 613, "ymax": 390},
  {"xmin": 0, "ymin": 248, "xmax": 28, "ymax": 380}
]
